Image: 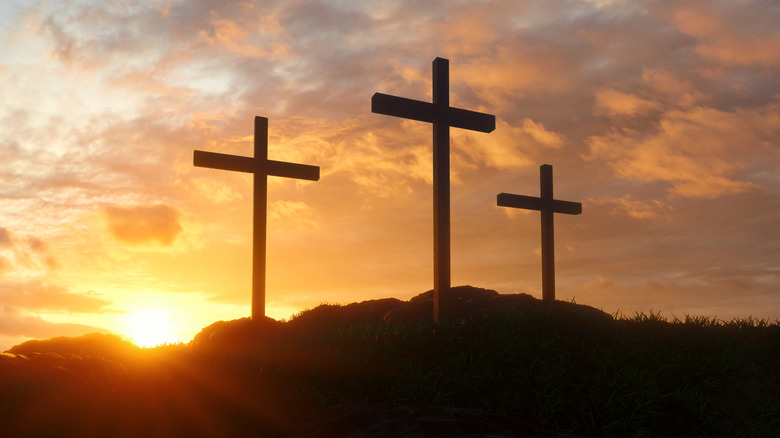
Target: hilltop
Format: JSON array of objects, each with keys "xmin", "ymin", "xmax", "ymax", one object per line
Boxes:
[{"xmin": 2, "ymin": 286, "xmax": 778, "ymax": 437}]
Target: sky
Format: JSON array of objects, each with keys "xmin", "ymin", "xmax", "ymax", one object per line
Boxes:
[{"xmin": 1, "ymin": 0, "xmax": 779, "ymax": 349}]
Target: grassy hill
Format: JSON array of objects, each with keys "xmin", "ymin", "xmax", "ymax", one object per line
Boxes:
[{"xmin": 2, "ymin": 286, "xmax": 778, "ymax": 437}]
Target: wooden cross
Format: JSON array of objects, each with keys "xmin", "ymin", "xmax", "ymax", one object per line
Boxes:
[
  {"xmin": 372, "ymin": 57, "xmax": 495, "ymax": 322},
  {"xmin": 497, "ymin": 164, "xmax": 582, "ymax": 302},
  {"xmin": 193, "ymin": 116, "xmax": 320, "ymax": 320}
]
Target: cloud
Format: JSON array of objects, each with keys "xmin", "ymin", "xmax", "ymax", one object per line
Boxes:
[
  {"xmin": 0, "ymin": 280, "xmax": 110, "ymax": 314},
  {"xmin": 104, "ymin": 204, "xmax": 183, "ymax": 246},
  {"xmin": 585, "ymin": 105, "xmax": 777, "ymax": 198},
  {"xmin": 521, "ymin": 118, "xmax": 565, "ymax": 149},
  {"xmin": 590, "ymin": 196, "xmax": 673, "ymax": 220},
  {"xmin": 199, "ymin": 13, "xmax": 288, "ymax": 59},
  {"xmin": 0, "ymin": 227, "xmax": 12, "ymax": 248},
  {"xmin": 0, "ymin": 255, "xmax": 11, "ymax": 275},
  {"xmin": 594, "ymin": 89, "xmax": 662, "ymax": 117},
  {"xmin": 454, "ymin": 118, "xmax": 563, "ymax": 173},
  {"xmin": 0, "ymin": 306, "xmax": 109, "ymax": 340},
  {"xmin": 671, "ymin": 3, "xmax": 780, "ymax": 67},
  {"xmin": 269, "ymin": 200, "xmax": 318, "ymax": 229},
  {"xmin": 640, "ymin": 68, "xmax": 703, "ymax": 108},
  {"xmin": 26, "ymin": 236, "xmax": 47, "ymax": 253},
  {"xmin": 0, "ymin": 228, "xmax": 60, "ymax": 273}
]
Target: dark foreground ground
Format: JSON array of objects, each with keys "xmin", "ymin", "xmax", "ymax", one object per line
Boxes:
[{"xmin": 2, "ymin": 286, "xmax": 779, "ymax": 437}]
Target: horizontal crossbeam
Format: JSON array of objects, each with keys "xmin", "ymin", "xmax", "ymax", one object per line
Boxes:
[
  {"xmin": 193, "ymin": 150, "xmax": 320, "ymax": 181},
  {"xmin": 497, "ymin": 193, "xmax": 582, "ymax": 215},
  {"xmin": 371, "ymin": 93, "xmax": 495, "ymax": 133}
]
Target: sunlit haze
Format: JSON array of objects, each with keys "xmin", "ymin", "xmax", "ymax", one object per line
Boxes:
[{"xmin": 1, "ymin": 0, "xmax": 779, "ymax": 350}]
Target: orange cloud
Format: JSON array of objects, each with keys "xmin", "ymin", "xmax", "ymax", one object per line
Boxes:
[
  {"xmin": 0, "ymin": 255, "xmax": 11, "ymax": 275},
  {"xmin": 436, "ymin": 12, "xmax": 496, "ymax": 57},
  {"xmin": 458, "ymin": 45, "xmax": 572, "ymax": 109},
  {"xmin": 521, "ymin": 119, "xmax": 565, "ymax": 149},
  {"xmin": 641, "ymin": 68, "xmax": 702, "ymax": 108},
  {"xmin": 696, "ymin": 37, "xmax": 780, "ymax": 67},
  {"xmin": 0, "ymin": 228, "xmax": 12, "ymax": 248},
  {"xmin": 595, "ymin": 89, "xmax": 662, "ymax": 117},
  {"xmin": 0, "ymin": 306, "xmax": 108, "ymax": 338},
  {"xmin": 0, "ymin": 280, "xmax": 110, "ymax": 314},
  {"xmin": 199, "ymin": 13, "xmax": 288, "ymax": 59},
  {"xmin": 673, "ymin": 7, "xmax": 723, "ymax": 38},
  {"xmin": 585, "ymin": 105, "xmax": 776, "ymax": 198},
  {"xmin": 591, "ymin": 196, "xmax": 673, "ymax": 220},
  {"xmin": 104, "ymin": 204, "xmax": 182, "ymax": 246},
  {"xmin": 269, "ymin": 201, "xmax": 318, "ymax": 230},
  {"xmin": 455, "ymin": 118, "xmax": 561, "ymax": 173},
  {"xmin": 672, "ymin": 5, "xmax": 780, "ymax": 66}
]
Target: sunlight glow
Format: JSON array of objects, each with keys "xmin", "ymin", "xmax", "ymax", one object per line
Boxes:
[{"xmin": 123, "ymin": 308, "xmax": 180, "ymax": 347}]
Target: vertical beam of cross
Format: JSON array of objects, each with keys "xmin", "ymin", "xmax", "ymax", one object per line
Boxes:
[
  {"xmin": 193, "ymin": 116, "xmax": 320, "ymax": 320},
  {"xmin": 372, "ymin": 57, "xmax": 496, "ymax": 322},
  {"xmin": 497, "ymin": 164, "xmax": 582, "ymax": 302}
]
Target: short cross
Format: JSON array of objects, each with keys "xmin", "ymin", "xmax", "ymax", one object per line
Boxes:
[
  {"xmin": 372, "ymin": 57, "xmax": 495, "ymax": 322},
  {"xmin": 497, "ymin": 164, "xmax": 582, "ymax": 302},
  {"xmin": 194, "ymin": 116, "xmax": 320, "ymax": 320}
]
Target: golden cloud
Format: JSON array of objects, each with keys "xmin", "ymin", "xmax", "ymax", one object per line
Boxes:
[
  {"xmin": 104, "ymin": 204, "xmax": 183, "ymax": 246},
  {"xmin": 0, "ymin": 255, "xmax": 11, "ymax": 275},
  {"xmin": 0, "ymin": 280, "xmax": 110, "ymax": 314},
  {"xmin": 0, "ymin": 228, "xmax": 12, "ymax": 248},
  {"xmin": 269, "ymin": 201, "xmax": 318, "ymax": 229}
]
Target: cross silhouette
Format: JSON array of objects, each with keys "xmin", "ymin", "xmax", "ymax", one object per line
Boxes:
[
  {"xmin": 372, "ymin": 57, "xmax": 495, "ymax": 322},
  {"xmin": 497, "ymin": 164, "xmax": 582, "ymax": 302},
  {"xmin": 194, "ymin": 116, "xmax": 320, "ymax": 320}
]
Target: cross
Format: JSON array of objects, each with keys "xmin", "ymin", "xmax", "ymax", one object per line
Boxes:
[
  {"xmin": 193, "ymin": 116, "xmax": 320, "ymax": 320},
  {"xmin": 372, "ymin": 57, "xmax": 495, "ymax": 322},
  {"xmin": 497, "ymin": 164, "xmax": 582, "ymax": 302}
]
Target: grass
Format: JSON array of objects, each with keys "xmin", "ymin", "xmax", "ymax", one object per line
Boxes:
[
  {"xmin": 1, "ymin": 301, "xmax": 779, "ymax": 437},
  {"xmin": 287, "ymin": 308, "xmax": 779, "ymax": 437}
]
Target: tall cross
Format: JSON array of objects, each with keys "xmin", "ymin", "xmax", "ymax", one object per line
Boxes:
[
  {"xmin": 497, "ymin": 164, "xmax": 582, "ymax": 302},
  {"xmin": 372, "ymin": 57, "xmax": 495, "ymax": 322},
  {"xmin": 193, "ymin": 116, "xmax": 320, "ymax": 320}
]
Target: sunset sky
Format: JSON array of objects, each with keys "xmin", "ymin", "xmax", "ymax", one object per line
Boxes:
[{"xmin": 1, "ymin": 0, "xmax": 779, "ymax": 349}]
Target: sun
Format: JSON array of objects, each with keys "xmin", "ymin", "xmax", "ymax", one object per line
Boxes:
[{"xmin": 123, "ymin": 308, "xmax": 180, "ymax": 347}]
